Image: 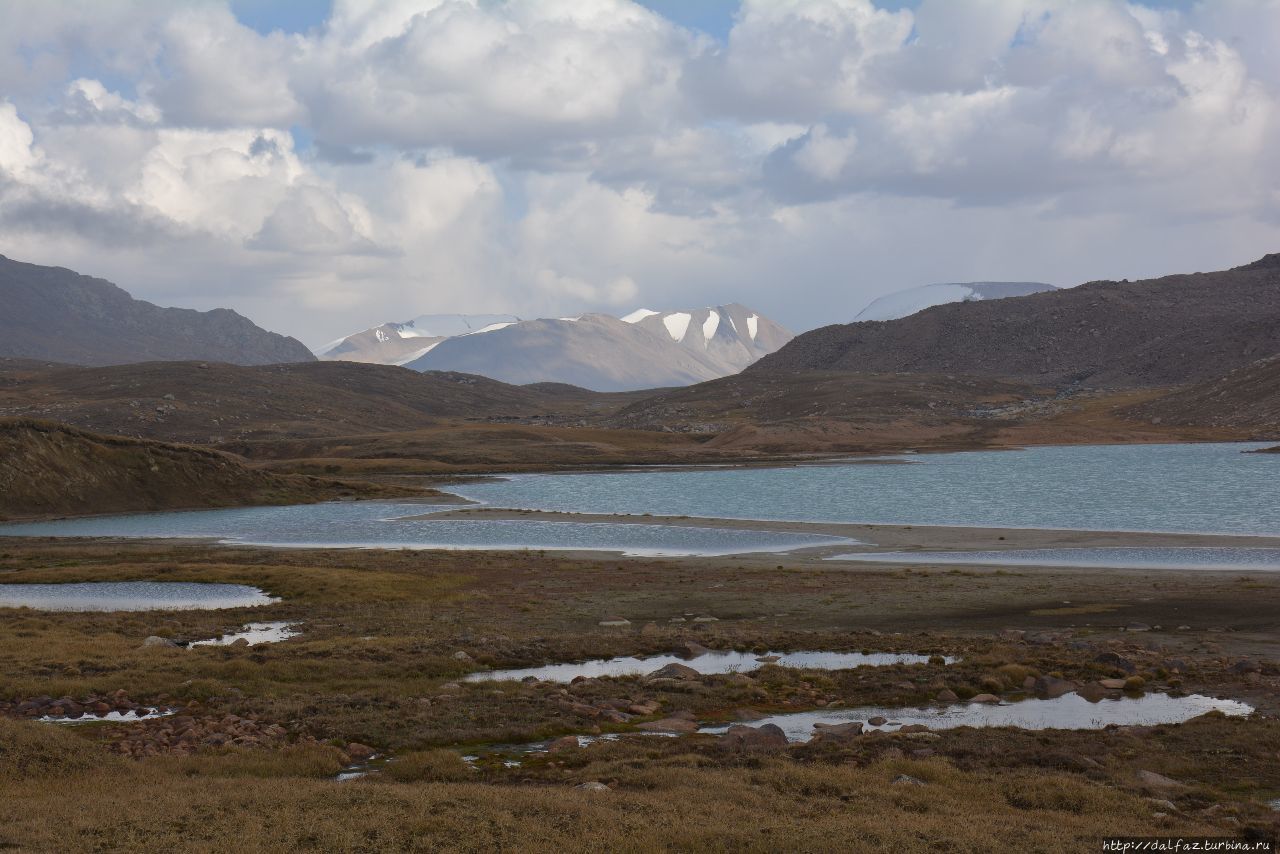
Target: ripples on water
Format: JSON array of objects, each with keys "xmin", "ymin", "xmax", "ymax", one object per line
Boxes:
[{"xmin": 0, "ymin": 581, "xmax": 277, "ymax": 612}]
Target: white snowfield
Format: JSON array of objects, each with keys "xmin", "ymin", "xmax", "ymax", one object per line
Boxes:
[
  {"xmin": 853, "ymin": 282, "xmax": 1057, "ymax": 322},
  {"xmin": 663, "ymin": 312, "xmax": 692, "ymax": 342}
]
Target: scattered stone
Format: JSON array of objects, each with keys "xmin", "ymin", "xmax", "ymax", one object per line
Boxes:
[
  {"xmin": 637, "ymin": 717, "xmax": 698, "ymax": 734},
  {"xmin": 647, "ymin": 662, "xmax": 701, "ymax": 681},
  {"xmin": 346, "ymin": 743, "xmax": 376, "ymax": 761},
  {"xmin": 675, "ymin": 641, "xmax": 710, "ymax": 659},
  {"xmin": 969, "ymin": 694, "xmax": 1001, "ymax": 704},
  {"xmin": 1094, "ymin": 652, "xmax": 1137, "ymax": 674},
  {"xmin": 547, "ymin": 736, "xmax": 580, "ymax": 753},
  {"xmin": 892, "ymin": 775, "xmax": 926, "ymax": 786},
  {"xmin": 1135, "ymin": 770, "xmax": 1187, "ymax": 791},
  {"xmin": 141, "ymin": 636, "xmax": 177, "ymax": 648},
  {"xmin": 717, "ymin": 723, "xmax": 789, "ymax": 754},
  {"xmin": 598, "ymin": 618, "xmax": 631, "ymax": 627},
  {"xmin": 576, "ymin": 782, "xmax": 610, "ymax": 792}
]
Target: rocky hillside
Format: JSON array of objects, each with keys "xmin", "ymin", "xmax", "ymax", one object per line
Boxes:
[
  {"xmin": 1123, "ymin": 355, "xmax": 1280, "ymax": 435},
  {"xmin": 0, "ymin": 255, "xmax": 314, "ymax": 366},
  {"xmin": 0, "ymin": 360, "xmax": 638, "ymax": 444},
  {"xmin": 0, "ymin": 420, "xmax": 412, "ymax": 520},
  {"xmin": 755, "ymin": 254, "xmax": 1280, "ymax": 389}
]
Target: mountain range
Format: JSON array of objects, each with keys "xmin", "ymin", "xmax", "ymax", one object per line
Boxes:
[
  {"xmin": 0, "ymin": 255, "xmax": 314, "ymax": 366},
  {"xmin": 321, "ymin": 304, "xmax": 792, "ymax": 391}
]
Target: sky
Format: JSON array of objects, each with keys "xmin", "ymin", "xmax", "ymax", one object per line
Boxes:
[{"xmin": 1, "ymin": 1, "xmax": 1278, "ymax": 349}]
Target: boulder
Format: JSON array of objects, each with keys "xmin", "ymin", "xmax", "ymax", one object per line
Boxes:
[
  {"xmin": 346, "ymin": 743, "xmax": 376, "ymax": 761},
  {"xmin": 547, "ymin": 736, "xmax": 580, "ymax": 753},
  {"xmin": 892, "ymin": 775, "xmax": 926, "ymax": 786},
  {"xmin": 935, "ymin": 689, "xmax": 958, "ymax": 702},
  {"xmin": 867, "ymin": 716, "xmax": 888, "ymax": 726},
  {"xmin": 718, "ymin": 723, "xmax": 789, "ymax": 753},
  {"xmin": 755, "ymin": 655, "xmax": 781, "ymax": 663},
  {"xmin": 1076, "ymin": 683, "xmax": 1108, "ymax": 702},
  {"xmin": 969, "ymin": 694, "xmax": 1001, "ymax": 704},
  {"xmin": 577, "ymin": 782, "xmax": 610, "ymax": 792},
  {"xmin": 142, "ymin": 636, "xmax": 177, "ymax": 648},
  {"xmin": 1099, "ymin": 678, "xmax": 1128, "ymax": 690},
  {"xmin": 628, "ymin": 701, "xmax": 660, "ymax": 716},
  {"xmin": 647, "ymin": 662, "xmax": 701, "ymax": 681},
  {"xmin": 811, "ymin": 721, "xmax": 863, "ymax": 741},
  {"xmin": 692, "ymin": 616, "xmax": 718, "ymax": 623},
  {"xmin": 675, "ymin": 641, "xmax": 711, "ymax": 659},
  {"xmin": 1033, "ymin": 676, "xmax": 1076, "ymax": 698},
  {"xmin": 452, "ymin": 650, "xmax": 473, "ymax": 662},
  {"xmin": 1135, "ymin": 770, "xmax": 1187, "ymax": 791},
  {"xmin": 598, "ymin": 618, "xmax": 631, "ymax": 627}
]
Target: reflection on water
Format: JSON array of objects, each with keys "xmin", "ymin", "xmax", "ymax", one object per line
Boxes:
[
  {"xmin": 0, "ymin": 581, "xmax": 277, "ymax": 612},
  {"xmin": 829, "ymin": 547, "xmax": 1280, "ymax": 571},
  {"xmin": 190, "ymin": 621, "xmax": 299, "ymax": 647},
  {"xmin": 699, "ymin": 693, "xmax": 1253, "ymax": 741},
  {"xmin": 465, "ymin": 650, "xmax": 953, "ymax": 683}
]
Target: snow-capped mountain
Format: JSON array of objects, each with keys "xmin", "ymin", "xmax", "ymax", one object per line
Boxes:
[
  {"xmin": 321, "ymin": 304, "xmax": 791, "ymax": 391},
  {"xmin": 317, "ymin": 314, "xmax": 521, "ymax": 365},
  {"xmin": 853, "ymin": 282, "xmax": 1056, "ymax": 322}
]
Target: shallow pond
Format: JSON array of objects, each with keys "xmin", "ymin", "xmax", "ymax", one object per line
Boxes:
[
  {"xmin": 0, "ymin": 581, "xmax": 277, "ymax": 612},
  {"xmin": 465, "ymin": 650, "xmax": 952, "ymax": 683},
  {"xmin": 41, "ymin": 708, "xmax": 174, "ymax": 724},
  {"xmin": 190, "ymin": 622, "xmax": 299, "ymax": 647},
  {"xmin": 829, "ymin": 547, "xmax": 1280, "ymax": 571},
  {"xmin": 0, "ymin": 502, "xmax": 851, "ymax": 556},
  {"xmin": 700, "ymin": 693, "xmax": 1253, "ymax": 741}
]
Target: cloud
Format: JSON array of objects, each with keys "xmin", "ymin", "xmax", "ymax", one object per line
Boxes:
[{"xmin": 0, "ymin": 0, "xmax": 1278, "ymax": 347}]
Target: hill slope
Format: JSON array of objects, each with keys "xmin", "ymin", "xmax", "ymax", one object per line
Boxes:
[
  {"xmin": 1124, "ymin": 355, "xmax": 1280, "ymax": 434},
  {"xmin": 0, "ymin": 255, "xmax": 314, "ymax": 366},
  {"xmin": 853, "ymin": 282, "xmax": 1056, "ymax": 322},
  {"xmin": 756, "ymin": 255, "xmax": 1280, "ymax": 388},
  {"xmin": 0, "ymin": 420, "xmax": 409, "ymax": 520}
]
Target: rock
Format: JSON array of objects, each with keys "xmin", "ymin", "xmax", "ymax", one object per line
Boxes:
[
  {"xmin": 547, "ymin": 736, "xmax": 580, "ymax": 753},
  {"xmin": 640, "ymin": 622, "xmax": 661, "ymax": 637},
  {"xmin": 230, "ymin": 638, "xmax": 250, "ymax": 647},
  {"xmin": 1099, "ymin": 678, "xmax": 1128, "ymax": 690},
  {"xmin": 1094, "ymin": 652, "xmax": 1137, "ymax": 674},
  {"xmin": 718, "ymin": 723, "xmax": 789, "ymax": 753},
  {"xmin": 452, "ymin": 650, "xmax": 473, "ymax": 662},
  {"xmin": 868, "ymin": 716, "xmax": 888, "ymax": 726},
  {"xmin": 647, "ymin": 662, "xmax": 701, "ymax": 681},
  {"xmin": 969, "ymin": 694, "xmax": 1001, "ymax": 704},
  {"xmin": 142, "ymin": 636, "xmax": 177, "ymax": 648},
  {"xmin": 598, "ymin": 618, "xmax": 631, "ymax": 627},
  {"xmin": 755, "ymin": 655, "xmax": 781, "ymax": 663},
  {"xmin": 1231, "ymin": 660, "xmax": 1262, "ymax": 674},
  {"xmin": 898, "ymin": 724, "xmax": 929, "ymax": 733},
  {"xmin": 675, "ymin": 641, "xmax": 711, "ymax": 659},
  {"xmin": 628, "ymin": 701, "xmax": 660, "ymax": 716},
  {"xmin": 637, "ymin": 717, "xmax": 698, "ymax": 734},
  {"xmin": 692, "ymin": 616, "xmax": 718, "ymax": 623},
  {"xmin": 1125, "ymin": 623, "xmax": 1152, "ymax": 632},
  {"xmin": 577, "ymin": 782, "xmax": 610, "ymax": 792},
  {"xmin": 935, "ymin": 689, "xmax": 958, "ymax": 702},
  {"xmin": 892, "ymin": 775, "xmax": 926, "ymax": 786},
  {"xmin": 1147, "ymin": 798, "xmax": 1179, "ymax": 812},
  {"xmin": 1076, "ymin": 683, "xmax": 1108, "ymax": 702},
  {"xmin": 1033, "ymin": 676, "xmax": 1077, "ymax": 698},
  {"xmin": 346, "ymin": 743, "xmax": 376, "ymax": 761},
  {"xmin": 811, "ymin": 721, "xmax": 863, "ymax": 741},
  {"xmin": 1135, "ymin": 770, "xmax": 1187, "ymax": 791}
]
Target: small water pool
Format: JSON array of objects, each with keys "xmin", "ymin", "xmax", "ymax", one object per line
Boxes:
[
  {"xmin": 0, "ymin": 581, "xmax": 277, "ymax": 612},
  {"xmin": 190, "ymin": 622, "xmax": 299, "ymax": 647},
  {"xmin": 465, "ymin": 650, "xmax": 952, "ymax": 683},
  {"xmin": 699, "ymin": 693, "xmax": 1252, "ymax": 741}
]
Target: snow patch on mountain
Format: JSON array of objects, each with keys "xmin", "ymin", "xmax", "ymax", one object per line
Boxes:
[
  {"xmin": 854, "ymin": 282, "xmax": 1057, "ymax": 322},
  {"xmin": 663, "ymin": 312, "xmax": 692, "ymax": 342},
  {"xmin": 621, "ymin": 308, "xmax": 659, "ymax": 323}
]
